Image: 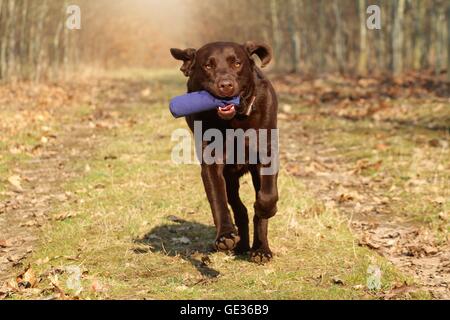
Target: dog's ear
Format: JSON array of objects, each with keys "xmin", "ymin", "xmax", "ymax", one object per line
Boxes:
[
  {"xmin": 243, "ymin": 41, "xmax": 272, "ymax": 68},
  {"xmin": 170, "ymin": 48, "xmax": 196, "ymax": 77}
]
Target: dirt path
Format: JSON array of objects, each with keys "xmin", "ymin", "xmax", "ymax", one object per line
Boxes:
[
  {"xmin": 0, "ymin": 80, "xmax": 104, "ymax": 286},
  {"xmin": 280, "ymin": 109, "xmax": 449, "ymax": 299},
  {"xmin": 0, "ymin": 76, "xmax": 170, "ymax": 297},
  {"xmin": 1, "ymin": 73, "xmax": 448, "ymax": 299},
  {"xmin": 0, "ymin": 120, "xmax": 97, "ymax": 284}
]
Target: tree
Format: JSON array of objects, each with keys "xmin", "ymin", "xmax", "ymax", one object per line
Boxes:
[
  {"xmin": 392, "ymin": 0, "xmax": 406, "ymax": 75},
  {"xmin": 357, "ymin": 0, "xmax": 368, "ymax": 75},
  {"xmin": 0, "ymin": 0, "xmax": 448, "ymax": 81},
  {"xmin": 270, "ymin": 0, "xmax": 282, "ymax": 69},
  {"xmin": 413, "ymin": 0, "xmax": 427, "ymax": 70},
  {"xmin": 287, "ymin": 0, "xmax": 301, "ymax": 72},
  {"xmin": 447, "ymin": 1, "xmax": 450, "ymax": 81},
  {"xmin": 434, "ymin": 2, "xmax": 446, "ymax": 76},
  {"xmin": 333, "ymin": 1, "xmax": 345, "ymax": 74}
]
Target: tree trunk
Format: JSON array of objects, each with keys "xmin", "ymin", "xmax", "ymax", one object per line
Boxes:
[
  {"xmin": 0, "ymin": 0, "xmax": 4, "ymax": 79},
  {"xmin": 333, "ymin": 1, "xmax": 345, "ymax": 74},
  {"xmin": 413, "ymin": 0, "xmax": 426, "ymax": 70},
  {"xmin": 7, "ymin": 0, "xmax": 15, "ymax": 80},
  {"xmin": 52, "ymin": 3, "xmax": 65, "ymax": 79},
  {"xmin": 288, "ymin": 0, "xmax": 301, "ymax": 73},
  {"xmin": 392, "ymin": 0, "xmax": 406, "ymax": 75},
  {"xmin": 35, "ymin": 0, "xmax": 48, "ymax": 82},
  {"xmin": 435, "ymin": 4, "xmax": 446, "ymax": 76},
  {"xmin": 19, "ymin": 0, "xmax": 29, "ymax": 78},
  {"xmin": 318, "ymin": 0, "xmax": 326, "ymax": 72},
  {"xmin": 28, "ymin": 1, "xmax": 37, "ymax": 78},
  {"xmin": 63, "ymin": 0, "xmax": 70, "ymax": 76},
  {"xmin": 447, "ymin": 2, "xmax": 450, "ymax": 81},
  {"xmin": 357, "ymin": 0, "xmax": 368, "ymax": 75},
  {"xmin": 270, "ymin": 0, "xmax": 282, "ymax": 69}
]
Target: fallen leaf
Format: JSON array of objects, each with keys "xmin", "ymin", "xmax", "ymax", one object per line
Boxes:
[
  {"xmin": 17, "ymin": 266, "xmax": 37, "ymax": 289},
  {"xmin": 438, "ymin": 212, "xmax": 448, "ymax": 221},
  {"xmin": 21, "ymin": 288, "xmax": 42, "ymax": 297},
  {"xmin": 338, "ymin": 193, "xmax": 354, "ymax": 203},
  {"xmin": 383, "ymin": 282, "xmax": 417, "ymax": 299},
  {"xmin": 7, "ymin": 175, "xmax": 23, "ymax": 193},
  {"xmin": 48, "ymin": 274, "xmax": 67, "ymax": 299},
  {"xmin": 7, "ymin": 252, "xmax": 27, "ymax": 265},
  {"xmin": 376, "ymin": 143, "xmax": 389, "ymax": 151},
  {"xmin": 53, "ymin": 212, "xmax": 78, "ymax": 221},
  {"xmin": 140, "ymin": 88, "xmax": 151, "ymax": 97},
  {"xmin": 35, "ymin": 257, "xmax": 50, "ymax": 265},
  {"xmin": 281, "ymin": 104, "xmax": 292, "ymax": 113},
  {"xmin": 433, "ymin": 196, "xmax": 446, "ymax": 204},
  {"xmin": 0, "ymin": 287, "xmax": 9, "ymax": 299},
  {"xmin": 91, "ymin": 279, "xmax": 108, "ymax": 293},
  {"xmin": 0, "ymin": 278, "xmax": 19, "ymax": 299},
  {"xmin": 332, "ymin": 276, "xmax": 344, "ymax": 285},
  {"xmin": 0, "ymin": 239, "xmax": 12, "ymax": 248},
  {"xmin": 9, "ymin": 145, "xmax": 24, "ymax": 155},
  {"xmin": 352, "ymin": 284, "xmax": 365, "ymax": 290},
  {"xmin": 423, "ymin": 245, "xmax": 438, "ymax": 256},
  {"xmin": 20, "ymin": 220, "xmax": 40, "ymax": 227},
  {"xmin": 428, "ymin": 139, "xmax": 440, "ymax": 147},
  {"xmin": 359, "ymin": 235, "xmax": 381, "ymax": 249},
  {"xmin": 54, "ymin": 193, "xmax": 68, "ymax": 202}
]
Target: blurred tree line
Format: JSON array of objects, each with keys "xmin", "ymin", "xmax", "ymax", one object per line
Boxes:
[
  {"xmin": 0, "ymin": 0, "xmax": 184, "ymax": 82},
  {"xmin": 190, "ymin": 0, "xmax": 450, "ymax": 78},
  {"xmin": 0, "ymin": 0, "xmax": 71, "ymax": 81},
  {"xmin": 0, "ymin": 0, "xmax": 449, "ymax": 82}
]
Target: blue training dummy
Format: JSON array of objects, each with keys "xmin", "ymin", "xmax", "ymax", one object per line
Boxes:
[{"xmin": 169, "ymin": 91, "xmax": 240, "ymax": 118}]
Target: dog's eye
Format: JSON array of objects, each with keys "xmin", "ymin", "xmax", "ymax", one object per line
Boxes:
[
  {"xmin": 234, "ymin": 62, "xmax": 242, "ymax": 68},
  {"xmin": 205, "ymin": 64, "xmax": 212, "ymax": 70}
]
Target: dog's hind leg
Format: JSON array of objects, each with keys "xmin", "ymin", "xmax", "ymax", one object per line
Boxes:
[{"xmin": 225, "ymin": 172, "xmax": 250, "ymax": 254}]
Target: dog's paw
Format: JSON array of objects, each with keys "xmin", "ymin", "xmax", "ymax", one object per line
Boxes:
[
  {"xmin": 250, "ymin": 249, "xmax": 273, "ymax": 264},
  {"xmin": 215, "ymin": 232, "xmax": 240, "ymax": 252}
]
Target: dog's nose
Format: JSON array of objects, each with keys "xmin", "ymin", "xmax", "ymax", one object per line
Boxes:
[{"xmin": 218, "ymin": 80, "xmax": 234, "ymax": 96}]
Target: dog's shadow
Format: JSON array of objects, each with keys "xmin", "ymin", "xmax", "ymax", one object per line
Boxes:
[{"xmin": 133, "ymin": 218, "xmax": 221, "ymax": 278}]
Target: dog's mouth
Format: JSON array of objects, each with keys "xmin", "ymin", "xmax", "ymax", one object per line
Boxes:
[
  {"xmin": 217, "ymin": 104, "xmax": 236, "ymax": 120},
  {"xmin": 205, "ymin": 87, "xmax": 250, "ymax": 117}
]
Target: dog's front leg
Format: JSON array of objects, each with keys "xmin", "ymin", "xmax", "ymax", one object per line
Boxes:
[
  {"xmin": 201, "ymin": 163, "xmax": 240, "ymax": 251},
  {"xmin": 250, "ymin": 165, "xmax": 278, "ymax": 263}
]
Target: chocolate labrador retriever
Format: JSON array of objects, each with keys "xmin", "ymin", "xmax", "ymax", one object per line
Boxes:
[{"xmin": 170, "ymin": 41, "xmax": 278, "ymax": 263}]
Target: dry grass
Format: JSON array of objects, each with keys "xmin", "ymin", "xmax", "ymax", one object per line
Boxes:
[{"xmin": 3, "ymin": 70, "xmax": 424, "ymax": 300}]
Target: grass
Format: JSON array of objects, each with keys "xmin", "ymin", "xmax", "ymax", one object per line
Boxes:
[
  {"xmin": 300, "ymin": 108, "xmax": 449, "ymax": 237},
  {"xmin": 280, "ymin": 90, "xmax": 449, "ymax": 238},
  {"xmin": 3, "ymin": 70, "xmax": 425, "ymax": 299},
  {"xmin": 0, "ymin": 123, "xmax": 40, "ymax": 201}
]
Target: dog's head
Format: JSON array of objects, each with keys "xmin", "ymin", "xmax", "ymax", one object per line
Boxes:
[{"xmin": 170, "ymin": 41, "xmax": 272, "ymax": 99}]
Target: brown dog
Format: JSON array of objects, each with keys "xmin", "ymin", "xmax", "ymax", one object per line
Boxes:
[{"xmin": 170, "ymin": 41, "xmax": 278, "ymax": 263}]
